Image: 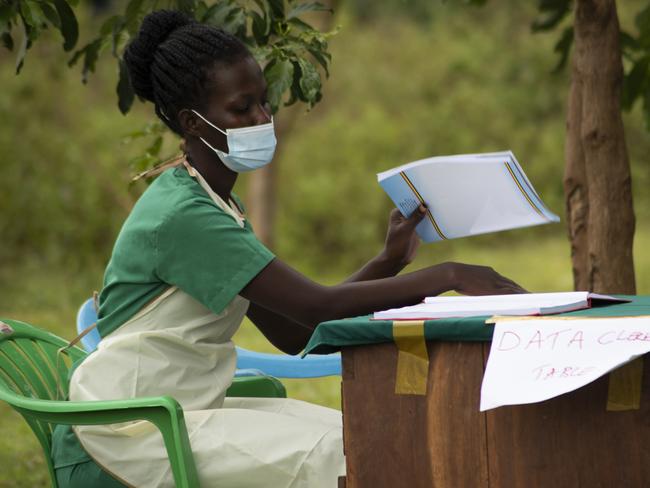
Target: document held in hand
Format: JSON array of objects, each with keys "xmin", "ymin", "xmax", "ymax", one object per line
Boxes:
[
  {"xmin": 372, "ymin": 292, "xmax": 629, "ymax": 320},
  {"xmin": 377, "ymin": 151, "xmax": 560, "ymax": 242}
]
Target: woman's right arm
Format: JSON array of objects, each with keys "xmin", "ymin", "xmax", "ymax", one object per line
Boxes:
[{"xmin": 240, "ymin": 258, "xmax": 525, "ymax": 331}]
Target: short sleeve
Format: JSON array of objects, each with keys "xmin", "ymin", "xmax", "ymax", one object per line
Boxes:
[{"xmin": 156, "ymin": 196, "xmax": 275, "ymax": 314}]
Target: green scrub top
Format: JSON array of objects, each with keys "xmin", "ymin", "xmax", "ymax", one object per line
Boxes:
[{"xmin": 51, "ymin": 166, "xmax": 275, "ymax": 486}]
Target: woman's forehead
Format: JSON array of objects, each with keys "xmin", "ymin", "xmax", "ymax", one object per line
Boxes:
[{"xmin": 205, "ymin": 56, "xmax": 266, "ymax": 103}]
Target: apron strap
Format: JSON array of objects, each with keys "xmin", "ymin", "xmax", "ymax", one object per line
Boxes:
[
  {"xmin": 55, "ymin": 291, "xmax": 100, "ymax": 399},
  {"xmin": 68, "ymin": 290, "xmax": 100, "ymax": 349}
]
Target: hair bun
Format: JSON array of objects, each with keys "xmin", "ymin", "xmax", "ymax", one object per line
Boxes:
[{"xmin": 124, "ymin": 10, "xmax": 193, "ymax": 102}]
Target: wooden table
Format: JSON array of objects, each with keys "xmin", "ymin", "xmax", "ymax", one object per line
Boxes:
[{"xmin": 339, "ymin": 341, "xmax": 650, "ymax": 488}]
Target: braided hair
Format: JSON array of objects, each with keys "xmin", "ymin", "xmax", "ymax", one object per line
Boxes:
[{"xmin": 124, "ymin": 10, "xmax": 250, "ymax": 135}]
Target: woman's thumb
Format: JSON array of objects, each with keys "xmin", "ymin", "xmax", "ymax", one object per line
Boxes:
[{"xmin": 407, "ymin": 204, "xmax": 427, "ymax": 227}]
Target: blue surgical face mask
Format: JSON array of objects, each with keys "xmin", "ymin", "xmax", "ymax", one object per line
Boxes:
[{"xmin": 191, "ymin": 110, "xmax": 277, "ymax": 173}]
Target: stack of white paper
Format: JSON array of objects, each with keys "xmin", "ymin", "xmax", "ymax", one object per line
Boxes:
[
  {"xmin": 372, "ymin": 292, "xmax": 627, "ymax": 320},
  {"xmin": 377, "ymin": 151, "xmax": 559, "ymax": 242}
]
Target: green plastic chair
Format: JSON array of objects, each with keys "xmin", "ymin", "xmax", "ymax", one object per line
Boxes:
[{"xmin": 0, "ymin": 318, "xmax": 283, "ymax": 488}]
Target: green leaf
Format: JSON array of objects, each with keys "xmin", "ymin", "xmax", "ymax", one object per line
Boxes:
[
  {"xmin": 286, "ymin": 2, "xmax": 331, "ymax": 20},
  {"xmin": 129, "ymin": 153, "xmax": 158, "ymax": 174},
  {"xmin": 0, "ymin": 3, "xmax": 15, "ymax": 26},
  {"xmin": 202, "ymin": 1, "xmax": 244, "ymax": 34},
  {"xmin": 52, "ymin": 0, "xmax": 79, "ymax": 51},
  {"xmin": 264, "ymin": 57, "xmax": 294, "ymax": 112},
  {"xmin": 19, "ymin": 1, "xmax": 37, "ymax": 28},
  {"xmin": 148, "ymin": 135, "xmax": 163, "ymax": 157},
  {"xmin": 39, "ymin": 2, "xmax": 60, "ymax": 29},
  {"xmin": 117, "ymin": 57, "xmax": 135, "ymax": 114},
  {"xmin": 285, "ymin": 80, "xmax": 301, "ymax": 106},
  {"xmin": 622, "ymin": 56, "xmax": 649, "ymax": 111},
  {"xmin": 287, "ymin": 16, "xmax": 315, "ymax": 32},
  {"xmin": 15, "ymin": 17, "xmax": 28, "ymax": 73},
  {"xmin": 24, "ymin": 1, "xmax": 48, "ymax": 36},
  {"xmin": 636, "ymin": 4, "xmax": 650, "ymax": 49},
  {"xmin": 532, "ymin": 0, "xmax": 571, "ymax": 32},
  {"xmin": 68, "ymin": 39, "xmax": 102, "ymax": 83},
  {"xmin": 621, "ymin": 31, "xmax": 640, "ymax": 61},
  {"xmin": 124, "ymin": 0, "xmax": 145, "ymax": 34},
  {"xmin": 636, "ymin": 4, "xmax": 650, "ymax": 32},
  {"xmin": 100, "ymin": 15, "xmax": 122, "ymax": 36},
  {"xmin": 251, "ymin": 10, "xmax": 270, "ymax": 44},
  {"xmin": 175, "ymin": 0, "xmax": 196, "ymax": 14},
  {"xmin": 252, "ymin": 0, "xmax": 268, "ymax": 16},
  {"xmin": 1, "ymin": 31, "xmax": 13, "ymax": 51},
  {"xmin": 195, "ymin": 0, "xmax": 208, "ymax": 20},
  {"xmin": 267, "ymin": 0, "xmax": 284, "ymax": 19},
  {"xmin": 307, "ymin": 45, "xmax": 330, "ymax": 76},
  {"xmin": 223, "ymin": 7, "xmax": 246, "ymax": 36},
  {"xmin": 100, "ymin": 15, "xmax": 125, "ymax": 57},
  {"xmin": 552, "ymin": 26, "xmax": 573, "ymax": 73},
  {"xmin": 296, "ymin": 57, "xmax": 320, "ymax": 106}
]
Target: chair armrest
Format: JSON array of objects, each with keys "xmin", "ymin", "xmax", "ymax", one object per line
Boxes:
[
  {"xmin": 8, "ymin": 394, "xmax": 200, "ymax": 488},
  {"xmin": 235, "ymin": 347, "xmax": 342, "ymax": 378},
  {"xmin": 10, "ymin": 394, "xmax": 181, "ymax": 420}
]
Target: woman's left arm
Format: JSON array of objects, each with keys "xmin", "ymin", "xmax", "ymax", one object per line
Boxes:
[
  {"xmin": 245, "ymin": 205, "xmax": 426, "ymax": 354},
  {"xmin": 246, "ymin": 303, "xmax": 314, "ymax": 355}
]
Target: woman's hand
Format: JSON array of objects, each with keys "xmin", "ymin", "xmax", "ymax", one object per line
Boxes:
[
  {"xmin": 449, "ymin": 262, "xmax": 528, "ymax": 296},
  {"xmin": 382, "ymin": 205, "xmax": 427, "ymax": 267}
]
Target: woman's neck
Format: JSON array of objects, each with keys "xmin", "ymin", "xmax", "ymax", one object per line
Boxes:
[{"xmin": 185, "ymin": 141, "xmax": 237, "ymax": 202}]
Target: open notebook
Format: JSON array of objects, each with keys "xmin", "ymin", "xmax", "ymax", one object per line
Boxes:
[{"xmin": 372, "ymin": 292, "xmax": 630, "ymax": 320}]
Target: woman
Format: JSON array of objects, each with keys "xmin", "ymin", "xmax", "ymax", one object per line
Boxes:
[{"xmin": 52, "ymin": 9, "xmax": 524, "ymax": 488}]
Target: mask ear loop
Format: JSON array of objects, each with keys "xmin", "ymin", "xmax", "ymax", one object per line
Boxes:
[
  {"xmin": 259, "ymin": 104, "xmax": 272, "ymax": 123},
  {"xmin": 191, "ymin": 110, "xmax": 227, "ymax": 135}
]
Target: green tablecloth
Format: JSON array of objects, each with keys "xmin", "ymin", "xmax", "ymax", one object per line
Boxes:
[{"xmin": 304, "ymin": 295, "xmax": 650, "ymax": 355}]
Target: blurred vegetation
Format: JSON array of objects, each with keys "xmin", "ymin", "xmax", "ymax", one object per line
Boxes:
[{"xmin": 1, "ymin": 0, "xmax": 650, "ymax": 486}]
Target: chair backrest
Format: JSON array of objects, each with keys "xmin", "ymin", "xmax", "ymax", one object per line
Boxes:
[
  {"xmin": 0, "ymin": 319, "xmax": 86, "ymax": 484},
  {"xmin": 76, "ymin": 297, "xmax": 101, "ymax": 352},
  {"xmin": 76, "ymin": 297, "xmax": 342, "ymax": 378}
]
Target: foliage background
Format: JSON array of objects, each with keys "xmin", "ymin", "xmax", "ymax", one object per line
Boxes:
[{"xmin": 0, "ymin": 0, "xmax": 649, "ymax": 485}]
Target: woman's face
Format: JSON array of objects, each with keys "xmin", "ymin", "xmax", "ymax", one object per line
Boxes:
[{"xmin": 190, "ymin": 55, "xmax": 271, "ymax": 153}]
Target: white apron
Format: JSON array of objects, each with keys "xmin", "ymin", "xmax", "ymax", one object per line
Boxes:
[{"xmin": 69, "ymin": 164, "xmax": 345, "ymax": 488}]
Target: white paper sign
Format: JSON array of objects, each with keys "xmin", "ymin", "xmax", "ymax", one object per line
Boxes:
[{"xmin": 480, "ymin": 316, "xmax": 650, "ymax": 411}]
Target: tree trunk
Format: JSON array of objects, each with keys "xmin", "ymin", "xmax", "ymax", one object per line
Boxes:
[
  {"xmin": 565, "ymin": 0, "xmax": 636, "ymax": 294},
  {"xmin": 247, "ymin": 1, "xmax": 340, "ymax": 247},
  {"xmin": 247, "ymin": 106, "xmax": 301, "ymax": 247}
]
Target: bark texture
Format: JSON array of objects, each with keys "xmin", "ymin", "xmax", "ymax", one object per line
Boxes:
[
  {"xmin": 248, "ymin": 104, "xmax": 300, "ymax": 248},
  {"xmin": 565, "ymin": 0, "xmax": 636, "ymax": 294},
  {"xmin": 247, "ymin": 1, "xmax": 339, "ymax": 247}
]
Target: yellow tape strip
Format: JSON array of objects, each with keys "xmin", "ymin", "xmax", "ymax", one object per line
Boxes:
[
  {"xmin": 607, "ymin": 357, "xmax": 643, "ymax": 411},
  {"xmin": 393, "ymin": 320, "xmax": 429, "ymax": 395}
]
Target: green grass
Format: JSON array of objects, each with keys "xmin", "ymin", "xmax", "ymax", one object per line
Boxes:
[{"xmin": 1, "ymin": 226, "xmax": 648, "ymax": 486}]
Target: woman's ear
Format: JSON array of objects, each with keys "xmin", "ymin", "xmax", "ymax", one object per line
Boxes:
[{"xmin": 178, "ymin": 109, "xmax": 202, "ymax": 137}]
